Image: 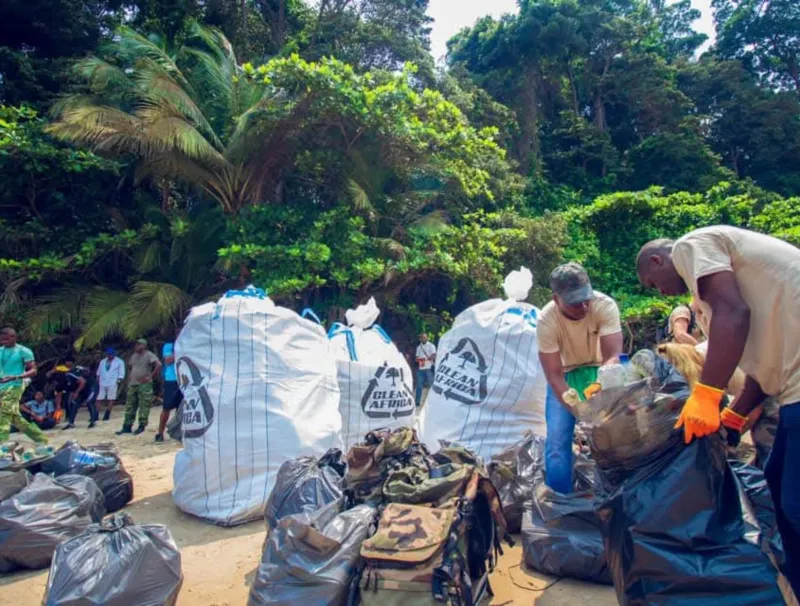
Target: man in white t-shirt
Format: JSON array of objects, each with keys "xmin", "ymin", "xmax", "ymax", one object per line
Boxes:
[
  {"xmin": 415, "ymin": 333, "xmax": 437, "ymax": 406},
  {"xmin": 96, "ymin": 348, "xmax": 126, "ymax": 421},
  {"xmin": 637, "ymin": 226, "xmax": 800, "ymax": 595}
]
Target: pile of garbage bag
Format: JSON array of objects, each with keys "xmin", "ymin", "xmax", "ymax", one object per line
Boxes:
[
  {"xmin": 249, "ymin": 499, "xmax": 374, "ymax": 606},
  {"xmin": 328, "ymin": 298, "xmax": 416, "ymax": 450},
  {"xmin": 0, "ymin": 472, "xmax": 105, "ymax": 572},
  {"xmin": 173, "ymin": 286, "xmax": 343, "ymax": 526},
  {"xmin": 43, "ymin": 512, "xmax": 183, "ymax": 606},
  {"xmin": 265, "ymin": 448, "xmax": 345, "ymax": 531},
  {"xmin": 576, "ymin": 350, "xmax": 785, "ymax": 605},
  {"xmin": 40, "ymin": 441, "xmax": 134, "ymax": 513},
  {"xmin": 419, "ymin": 268, "xmax": 548, "ymax": 460},
  {"xmin": 0, "ymin": 442, "xmax": 55, "ymax": 474},
  {"xmin": 521, "ymin": 483, "xmax": 611, "ymax": 584}
]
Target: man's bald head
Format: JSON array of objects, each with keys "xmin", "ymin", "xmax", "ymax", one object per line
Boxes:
[
  {"xmin": 0, "ymin": 327, "xmax": 17, "ymax": 347},
  {"xmin": 637, "ymin": 238, "xmax": 688, "ymax": 296}
]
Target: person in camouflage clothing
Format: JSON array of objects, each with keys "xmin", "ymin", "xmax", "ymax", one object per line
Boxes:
[{"xmin": 0, "ymin": 328, "xmax": 47, "ymax": 444}]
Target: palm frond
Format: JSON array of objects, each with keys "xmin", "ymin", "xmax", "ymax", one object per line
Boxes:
[
  {"xmin": 134, "ymin": 63, "xmax": 223, "ymax": 149},
  {"xmin": 123, "ymin": 281, "xmax": 190, "ymax": 337},
  {"xmin": 46, "ymin": 105, "xmax": 144, "ymax": 152},
  {"xmin": 74, "ymin": 288, "xmax": 131, "ymax": 350},
  {"xmin": 24, "ymin": 286, "xmax": 86, "ymax": 340},
  {"xmin": 115, "ymin": 27, "xmax": 195, "ymax": 95},
  {"xmin": 74, "ymin": 56, "xmax": 136, "ymax": 96},
  {"xmin": 347, "ymin": 179, "xmax": 377, "ymax": 218},
  {"xmin": 134, "ymin": 239, "xmax": 163, "ymax": 274}
]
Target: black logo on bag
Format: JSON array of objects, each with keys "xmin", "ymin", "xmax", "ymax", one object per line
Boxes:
[
  {"xmin": 176, "ymin": 356, "xmax": 215, "ymax": 439},
  {"xmin": 360, "ymin": 363, "xmax": 415, "ymax": 420},
  {"xmin": 431, "ymin": 337, "xmax": 488, "ymax": 405}
]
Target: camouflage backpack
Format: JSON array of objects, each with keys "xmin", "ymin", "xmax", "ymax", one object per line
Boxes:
[
  {"xmin": 344, "ymin": 427, "xmax": 434, "ymax": 505},
  {"xmin": 358, "ymin": 460, "xmax": 512, "ymax": 605}
]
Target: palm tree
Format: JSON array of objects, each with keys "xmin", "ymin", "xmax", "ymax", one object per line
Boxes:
[{"xmin": 47, "ymin": 23, "xmax": 304, "ymax": 214}]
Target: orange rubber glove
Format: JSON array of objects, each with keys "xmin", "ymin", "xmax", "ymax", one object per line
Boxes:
[
  {"xmin": 674, "ymin": 382, "xmax": 725, "ymax": 444},
  {"xmin": 720, "ymin": 407, "xmax": 747, "ymax": 432},
  {"xmin": 583, "ymin": 383, "xmax": 602, "ymax": 399}
]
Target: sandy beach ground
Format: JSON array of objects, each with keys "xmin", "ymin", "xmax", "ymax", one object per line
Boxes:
[{"xmin": 0, "ymin": 405, "xmax": 617, "ymax": 606}]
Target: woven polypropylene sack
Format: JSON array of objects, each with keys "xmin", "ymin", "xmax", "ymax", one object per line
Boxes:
[
  {"xmin": 418, "ymin": 298, "xmax": 547, "ymax": 461},
  {"xmin": 173, "ymin": 286, "xmax": 342, "ymax": 526}
]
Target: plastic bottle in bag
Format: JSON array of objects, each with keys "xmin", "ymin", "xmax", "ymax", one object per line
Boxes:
[{"xmin": 598, "ymin": 364, "xmax": 626, "ymax": 389}]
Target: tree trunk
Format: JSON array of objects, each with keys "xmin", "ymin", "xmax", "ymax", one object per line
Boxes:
[
  {"xmin": 567, "ymin": 62, "xmax": 580, "ymax": 115},
  {"xmin": 241, "ymin": 0, "xmax": 247, "ymax": 37},
  {"xmin": 515, "ymin": 64, "xmax": 541, "ymax": 176}
]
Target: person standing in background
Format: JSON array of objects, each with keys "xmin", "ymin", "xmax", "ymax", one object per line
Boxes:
[
  {"xmin": 537, "ymin": 263, "xmax": 623, "ymax": 494},
  {"xmin": 0, "ymin": 327, "xmax": 47, "ymax": 444},
  {"xmin": 117, "ymin": 338, "xmax": 161, "ymax": 436},
  {"xmin": 96, "ymin": 348, "xmax": 126, "ymax": 421},
  {"xmin": 665, "ymin": 302, "xmax": 704, "ymax": 345},
  {"xmin": 415, "ymin": 333, "xmax": 437, "ymax": 407},
  {"xmin": 155, "ymin": 341, "xmax": 182, "ymax": 443}
]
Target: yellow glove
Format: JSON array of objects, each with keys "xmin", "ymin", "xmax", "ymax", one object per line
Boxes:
[{"xmin": 674, "ymin": 382, "xmax": 725, "ymax": 444}]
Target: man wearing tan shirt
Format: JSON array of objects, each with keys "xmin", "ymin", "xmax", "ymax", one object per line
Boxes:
[
  {"xmin": 537, "ymin": 263, "xmax": 623, "ymax": 493},
  {"xmin": 637, "ymin": 225, "xmax": 800, "ymax": 595}
]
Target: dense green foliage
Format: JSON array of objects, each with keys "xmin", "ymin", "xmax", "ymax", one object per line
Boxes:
[{"xmin": 1, "ymin": 0, "xmax": 799, "ymax": 355}]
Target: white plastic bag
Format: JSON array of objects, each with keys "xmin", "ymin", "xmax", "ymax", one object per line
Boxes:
[
  {"xmin": 173, "ymin": 286, "xmax": 342, "ymax": 526},
  {"xmin": 418, "ymin": 268, "xmax": 547, "ymax": 460},
  {"xmin": 329, "ymin": 298, "xmax": 416, "ymax": 450}
]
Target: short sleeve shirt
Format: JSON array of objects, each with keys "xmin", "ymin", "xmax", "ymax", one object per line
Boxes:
[
  {"xmin": 536, "ymin": 291, "xmax": 622, "ymax": 371},
  {"xmin": 0, "ymin": 344, "xmax": 34, "ymax": 391},
  {"xmin": 672, "ymin": 226, "xmax": 800, "ymax": 405},
  {"xmin": 26, "ymin": 399, "xmax": 54, "ymax": 417},
  {"xmin": 162, "ymin": 343, "xmax": 177, "ymax": 382},
  {"xmin": 128, "ymin": 350, "xmax": 159, "ymax": 385}
]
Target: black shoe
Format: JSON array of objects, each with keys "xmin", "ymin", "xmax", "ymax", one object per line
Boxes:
[
  {"xmin": 134, "ymin": 424, "xmax": 147, "ymax": 435},
  {"xmin": 61, "ymin": 423, "xmax": 75, "ymax": 431},
  {"xmin": 154, "ymin": 433, "xmax": 164, "ymax": 443},
  {"xmin": 102, "ymin": 410, "xmax": 110, "ymax": 422},
  {"xmin": 115, "ymin": 426, "xmax": 132, "ymax": 435},
  {"xmin": 88, "ymin": 422, "xmax": 96, "ymax": 429}
]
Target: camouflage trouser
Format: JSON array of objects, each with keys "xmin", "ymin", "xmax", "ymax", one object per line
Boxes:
[
  {"xmin": 0, "ymin": 385, "xmax": 48, "ymax": 444},
  {"xmin": 123, "ymin": 382, "xmax": 154, "ymax": 428}
]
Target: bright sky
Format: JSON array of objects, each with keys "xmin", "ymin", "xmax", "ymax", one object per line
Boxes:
[{"xmin": 427, "ymin": 0, "xmax": 716, "ymax": 62}]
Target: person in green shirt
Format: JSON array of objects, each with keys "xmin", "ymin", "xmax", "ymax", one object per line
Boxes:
[{"xmin": 0, "ymin": 327, "xmax": 47, "ymax": 444}]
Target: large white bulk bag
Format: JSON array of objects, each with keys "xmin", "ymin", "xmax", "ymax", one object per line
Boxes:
[
  {"xmin": 328, "ymin": 298, "xmax": 416, "ymax": 450},
  {"xmin": 173, "ymin": 286, "xmax": 342, "ymax": 526},
  {"xmin": 418, "ymin": 268, "xmax": 547, "ymax": 461}
]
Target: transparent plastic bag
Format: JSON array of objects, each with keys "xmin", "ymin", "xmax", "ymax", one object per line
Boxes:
[{"xmin": 502, "ymin": 266, "xmax": 533, "ymax": 301}]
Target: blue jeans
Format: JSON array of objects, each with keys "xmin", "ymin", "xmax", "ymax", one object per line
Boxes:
[
  {"xmin": 545, "ymin": 384, "xmax": 575, "ymax": 494},
  {"xmin": 415, "ymin": 369, "xmax": 434, "ymax": 406},
  {"xmin": 763, "ymin": 402, "xmax": 800, "ymax": 596}
]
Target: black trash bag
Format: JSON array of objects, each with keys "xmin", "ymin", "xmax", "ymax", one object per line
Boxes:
[
  {"xmin": 521, "ymin": 483, "xmax": 612, "ymax": 584},
  {"xmin": 598, "ymin": 436, "xmax": 784, "ymax": 605},
  {"xmin": 487, "ymin": 432, "xmax": 545, "ymax": 534},
  {"xmin": 0, "ymin": 469, "xmax": 30, "ymax": 502},
  {"xmin": 729, "ymin": 459, "xmax": 785, "ymax": 568},
  {"xmin": 248, "ymin": 499, "xmax": 375, "ymax": 606},
  {"xmin": 43, "ymin": 512, "xmax": 183, "ymax": 606},
  {"xmin": 580, "ymin": 354, "xmax": 783, "ymax": 605},
  {"xmin": 0, "ymin": 473, "xmax": 105, "ymax": 572},
  {"xmin": 572, "ymin": 450, "xmax": 598, "ymax": 493},
  {"xmin": 40, "ymin": 441, "xmax": 134, "ymax": 513},
  {"xmin": 167, "ymin": 402, "xmax": 183, "ymax": 441},
  {"xmin": 264, "ymin": 449, "xmax": 345, "ymax": 531}
]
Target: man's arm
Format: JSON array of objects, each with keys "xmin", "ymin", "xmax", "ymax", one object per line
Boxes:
[
  {"xmin": 150, "ymin": 359, "xmax": 163, "ymax": 381},
  {"xmin": 728, "ymin": 375, "xmax": 768, "ymax": 418},
  {"xmin": 118, "ymin": 359, "xmax": 126, "ymax": 382},
  {"xmin": 19, "ymin": 402, "xmax": 33, "ymax": 416},
  {"xmin": 20, "ymin": 360, "xmax": 37, "ymax": 381},
  {"xmin": 599, "ymin": 332, "xmax": 623, "ymax": 365},
  {"xmin": 672, "ymin": 318, "xmax": 699, "ymax": 346},
  {"xmin": 539, "ymin": 352, "xmax": 570, "ymax": 406},
  {"xmin": 696, "ymin": 271, "xmax": 750, "ymax": 390},
  {"xmin": 73, "ymin": 376, "xmax": 87, "ymax": 396}
]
